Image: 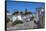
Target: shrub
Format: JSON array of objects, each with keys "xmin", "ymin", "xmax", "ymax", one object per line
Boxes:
[
  {"xmin": 30, "ymin": 16, "xmax": 34, "ymax": 21},
  {"xmin": 12, "ymin": 20, "xmax": 23, "ymax": 26},
  {"xmin": 6, "ymin": 17, "xmax": 10, "ymax": 24}
]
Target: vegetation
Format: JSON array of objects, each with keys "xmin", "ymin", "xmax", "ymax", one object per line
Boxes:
[
  {"xmin": 6, "ymin": 17, "xmax": 10, "ymax": 24},
  {"xmin": 12, "ymin": 20, "xmax": 23, "ymax": 26},
  {"xmin": 30, "ymin": 16, "xmax": 34, "ymax": 21}
]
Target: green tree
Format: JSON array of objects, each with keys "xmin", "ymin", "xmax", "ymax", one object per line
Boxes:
[
  {"xmin": 6, "ymin": 16, "xmax": 10, "ymax": 24},
  {"xmin": 30, "ymin": 16, "xmax": 34, "ymax": 21},
  {"xmin": 12, "ymin": 20, "xmax": 23, "ymax": 26}
]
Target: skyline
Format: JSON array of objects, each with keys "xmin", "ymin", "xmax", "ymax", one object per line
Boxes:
[{"xmin": 6, "ymin": 1, "xmax": 45, "ymax": 14}]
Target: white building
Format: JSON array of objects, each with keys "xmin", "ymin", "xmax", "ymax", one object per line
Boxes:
[
  {"xmin": 35, "ymin": 7, "xmax": 44, "ymax": 22},
  {"xmin": 12, "ymin": 13, "xmax": 33, "ymax": 22}
]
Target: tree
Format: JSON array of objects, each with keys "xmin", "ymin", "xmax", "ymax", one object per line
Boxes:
[
  {"xmin": 20, "ymin": 11, "xmax": 23, "ymax": 15},
  {"xmin": 30, "ymin": 16, "xmax": 34, "ymax": 21},
  {"xmin": 24, "ymin": 8, "xmax": 32, "ymax": 15},
  {"xmin": 6, "ymin": 16, "xmax": 10, "ymax": 24},
  {"xmin": 6, "ymin": 10, "xmax": 10, "ymax": 24},
  {"xmin": 12, "ymin": 20, "xmax": 23, "ymax": 26},
  {"xmin": 12, "ymin": 9, "xmax": 19, "ymax": 15}
]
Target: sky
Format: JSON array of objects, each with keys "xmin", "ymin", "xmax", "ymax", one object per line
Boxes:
[
  {"xmin": 6, "ymin": 1, "xmax": 45, "ymax": 14},
  {"xmin": 6, "ymin": 0, "xmax": 15, "ymax": 1}
]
